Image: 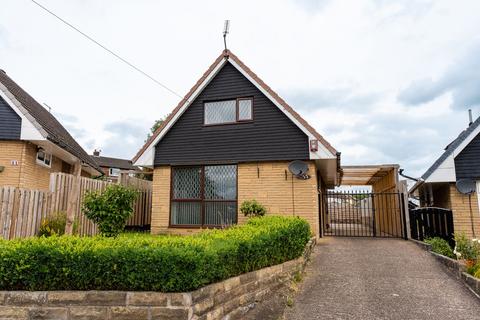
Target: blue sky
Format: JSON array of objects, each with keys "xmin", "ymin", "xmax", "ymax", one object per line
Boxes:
[{"xmin": 1, "ymin": 0, "xmax": 479, "ymax": 177}]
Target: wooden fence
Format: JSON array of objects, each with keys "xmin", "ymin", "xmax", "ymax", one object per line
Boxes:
[
  {"xmin": 409, "ymin": 207, "xmax": 455, "ymax": 246},
  {"xmin": 0, "ymin": 173, "xmax": 152, "ymax": 239}
]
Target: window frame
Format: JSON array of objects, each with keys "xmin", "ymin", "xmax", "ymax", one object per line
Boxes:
[
  {"xmin": 109, "ymin": 167, "xmax": 121, "ymax": 177},
  {"xmin": 36, "ymin": 149, "xmax": 52, "ymax": 168},
  {"xmin": 169, "ymin": 164, "xmax": 238, "ymax": 228},
  {"xmin": 203, "ymin": 97, "xmax": 254, "ymax": 126}
]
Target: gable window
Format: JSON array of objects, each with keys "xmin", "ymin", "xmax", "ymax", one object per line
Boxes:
[
  {"xmin": 170, "ymin": 165, "xmax": 237, "ymax": 227},
  {"xmin": 109, "ymin": 168, "xmax": 121, "ymax": 177},
  {"xmin": 204, "ymin": 97, "xmax": 253, "ymax": 125},
  {"xmin": 36, "ymin": 149, "xmax": 52, "ymax": 168}
]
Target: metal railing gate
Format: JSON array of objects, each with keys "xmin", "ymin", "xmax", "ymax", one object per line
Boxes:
[{"xmin": 321, "ymin": 191, "xmax": 407, "ymax": 239}]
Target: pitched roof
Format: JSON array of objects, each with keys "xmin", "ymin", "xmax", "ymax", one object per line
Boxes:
[
  {"xmin": 421, "ymin": 116, "xmax": 480, "ymax": 181},
  {"xmin": 0, "ymin": 70, "xmax": 102, "ymax": 173},
  {"xmin": 92, "ymin": 155, "xmax": 137, "ymax": 170},
  {"xmin": 133, "ymin": 50, "xmax": 338, "ymax": 164}
]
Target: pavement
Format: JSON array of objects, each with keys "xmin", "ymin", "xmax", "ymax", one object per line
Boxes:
[{"xmin": 284, "ymin": 237, "xmax": 480, "ymax": 320}]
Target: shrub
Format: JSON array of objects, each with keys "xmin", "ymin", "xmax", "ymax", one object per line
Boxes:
[
  {"xmin": 240, "ymin": 199, "xmax": 267, "ymax": 217},
  {"xmin": 0, "ymin": 216, "xmax": 310, "ymax": 292},
  {"xmin": 424, "ymin": 237, "xmax": 455, "ymax": 259},
  {"xmin": 38, "ymin": 212, "xmax": 78, "ymax": 237},
  {"xmin": 82, "ymin": 184, "xmax": 138, "ymax": 237},
  {"xmin": 454, "ymin": 233, "xmax": 480, "ymax": 261}
]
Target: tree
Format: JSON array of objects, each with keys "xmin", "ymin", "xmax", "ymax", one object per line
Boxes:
[{"xmin": 145, "ymin": 114, "xmax": 169, "ymax": 142}]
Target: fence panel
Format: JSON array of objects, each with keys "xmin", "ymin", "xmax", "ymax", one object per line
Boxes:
[
  {"xmin": 120, "ymin": 175, "xmax": 152, "ymax": 229},
  {"xmin": 409, "ymin": 207, "xmax": 454, "ymax": 246},
  {"xmin": 0, "ymin": 187, "xmax": 52, "ymax": 239}
]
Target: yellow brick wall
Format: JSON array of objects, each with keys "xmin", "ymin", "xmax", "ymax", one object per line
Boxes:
[
  {"xmin": 0, "ymin": 140, "xmax": 24, "ymax": 187},
  {"xmin": 449, "ymin": 183, "xmax": 480, "ymax": 239},
  {"xmin": 150, "ymin": 161, "xmax": 320, "ymax": 236},
  {"xmin": 0, "ymin": 140, "xmax": 66, "ymax": 191}
]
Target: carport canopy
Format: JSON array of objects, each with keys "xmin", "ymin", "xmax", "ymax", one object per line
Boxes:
[{"xmin": 340, "ymin": 164, "xmax": 399, "ymax": 186}]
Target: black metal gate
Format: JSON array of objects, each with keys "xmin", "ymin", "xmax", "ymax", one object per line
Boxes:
[{"xmin": 321, "ymin": 191, "xmax": 408, "ymax": 238}]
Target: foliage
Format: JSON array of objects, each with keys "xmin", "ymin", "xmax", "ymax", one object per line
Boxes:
[
  {"xmin": 240, "ymin": 200, "xmax": 267, "ymax": 217},
  {"xmin": 38, "ymin": 212, "xmax": 77, "ymax": 237},
  {"xmin": 0, "ymin": 216, "xmax": 310, "ymax": 292},
  {"xmin": 454, "ymin": 233, "xmax": 480, "ymax": 261},
  {"xmin": 424, "ymin": 237, "xmax": 455, "ymax": 259},
  {"xmin": 82, "ymin": 184, "xmax": 138, "ymax": 237},
  {"xmin": 145, "ymin": 114, "xmax": 169, "ymax": 142}
]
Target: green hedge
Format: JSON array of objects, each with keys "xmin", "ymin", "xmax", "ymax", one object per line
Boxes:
[{"xmin": 0, "ymin": 216, "xmax": 310, "ymax": 292}]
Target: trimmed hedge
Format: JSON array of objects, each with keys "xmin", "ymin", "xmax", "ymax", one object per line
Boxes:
[{"xmin": 0, "ymin": 216, "xmax": 310, "ymax": 292}]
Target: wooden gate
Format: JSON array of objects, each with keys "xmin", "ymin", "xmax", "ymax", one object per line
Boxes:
[{"xmin": 322, "ymin": 191, "xmax": 408, "ymax": 238}]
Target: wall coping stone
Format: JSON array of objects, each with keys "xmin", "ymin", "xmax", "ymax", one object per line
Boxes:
[{"xmin": 0, "ymin": 237, "xmax": 316, "ymax": 320}]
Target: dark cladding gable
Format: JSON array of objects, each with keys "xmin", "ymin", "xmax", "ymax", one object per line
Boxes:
[
  {"xmin": 0, "ymin": 95, "xmax": 21, "ymax": 140},
  {"xmin": 154, "ymin": 62, "xmax": 309, "ymax": 165},
  {"xmin": 455, "ymin": 131, "xmax": 480, "ymax": 180}
]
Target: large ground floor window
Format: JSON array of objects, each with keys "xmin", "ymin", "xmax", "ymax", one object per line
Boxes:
[{"xmin": 170, "ymin": 165, "xmax": 237, "ymax": 227}]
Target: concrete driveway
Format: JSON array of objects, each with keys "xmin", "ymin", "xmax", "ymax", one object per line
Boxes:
[{"xmin": 284, "ymin": 237, "xmax": 480, "ymax": 320}]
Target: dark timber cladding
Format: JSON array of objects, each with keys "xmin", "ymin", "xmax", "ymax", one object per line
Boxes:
[
  {"xmin": 455, "ymin": 131, "xmax": 480, "ymax": 180},
  {"xmin": 0, "ymin": 95, "xmax": 21, "ymax": 140},
  {"xmin": 154, "ymin": 62, "xmax": 309, "ymax": 165}
]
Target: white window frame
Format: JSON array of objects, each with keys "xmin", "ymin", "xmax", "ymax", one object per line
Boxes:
[
  {"xmin": 477, "ymin": 181, "xmax": 480, "ymax": 215},
  {"xmin": 109, "ymin": 168, "xmax": 121, "ymax": 177},
  {"xmin": 36, "ymin": 150, "xmax": 52, "ymax": 168}
]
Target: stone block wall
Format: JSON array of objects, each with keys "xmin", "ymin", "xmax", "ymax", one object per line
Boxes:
[{"xmin": 0, "ymin": 238, "xmax": 316, "ymax": 320}]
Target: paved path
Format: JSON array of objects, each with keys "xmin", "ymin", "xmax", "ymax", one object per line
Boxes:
[{"xmin": 284, "ymin": 238, "xmax": 480, "ymax": 320}]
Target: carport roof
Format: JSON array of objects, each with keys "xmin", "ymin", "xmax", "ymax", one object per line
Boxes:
[{"xmin": 340, "ymin": 164, "xmax": 399, "ymax": 185}]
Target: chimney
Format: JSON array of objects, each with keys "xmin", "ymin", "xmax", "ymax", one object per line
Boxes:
[
  {"xmin": 469, "ymin": 109, "xmax": 473, "ymax": 126},
  {"xmin": 93, "ymin": 149, "xmax": 100, "ymax": 157}
]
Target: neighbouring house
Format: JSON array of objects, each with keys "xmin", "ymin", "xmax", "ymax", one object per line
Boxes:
[
  {"xmin": 0, "ymin": 69, "xmax": 102, "ymax": 191},
  {"xmin": 410, "ymin": 114, "xmax": 480, "ymax": 238},
  {"xmin": 91, "ymin": 149, "xmax": 138, "ymax": 182},
  {"xmin": 133, "ymin": 50, "xmax": 340, "ymax": 236}
]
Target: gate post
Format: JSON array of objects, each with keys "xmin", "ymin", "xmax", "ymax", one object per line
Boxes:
[
  {"xmin": 400, "ymin": 193, "xmax": 408, "ymax": 240},
  {"xmin": 371, "ymin": 193, "xmax": 376, "ymax": 237}
]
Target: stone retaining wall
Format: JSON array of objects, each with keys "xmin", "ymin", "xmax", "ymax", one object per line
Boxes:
[
  {"xmin": 410, "ymin": 239, "xmax": 480, "ymax": 297},
  {"xmin": 0, "ymin": 238, "xmax": 316, "ymax": 320}
]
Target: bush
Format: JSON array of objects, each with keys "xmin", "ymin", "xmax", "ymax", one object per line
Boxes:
[
  {"xmin": 0, "ymin": 216, "xmax": 311, "ymax": 292},
  {"xmin": 240, "ymin": 199, "xmax": 267, "ymax": 217},
  {"xmin": 454, "ymin": 233, "xmax": 480, "ymax": 261},
  {"xmin": 424, "ymin": 237, "xmax": 455, "ymax": 259},
  {"xmin": 38, "ymin": 212, "xmax": 78, "ymax": 237},
  {"xmin": 82, "ymin": 184, "xmax": 138, "ymax": 237}
]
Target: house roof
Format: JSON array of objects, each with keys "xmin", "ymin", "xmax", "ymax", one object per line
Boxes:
[
  {"xmin": 92, "ymin": 155, "xmax": 137, "ymax": 170},
  {"xmin": 421, "ymin": 116, "xmax": 480, "ymax": 181},
  {"xmin": 133, "ymin": 50, "xmax": 338, "ymax": 164},
  {"xmin": 0, "ymin": 70, "xmax": 102, "ymax": 174}
]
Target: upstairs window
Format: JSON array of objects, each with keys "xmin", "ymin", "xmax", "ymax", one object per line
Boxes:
[
  {"xmin": 109, "ymin": 168, "xmax": 121, "ymax": 177},
  {"xmin": 36, "ymin": 149, "xmax": 52, "ymax": 168},
  {"xmin": 204, "ymin": 97, "xmax": 253, "ymax": 125}
]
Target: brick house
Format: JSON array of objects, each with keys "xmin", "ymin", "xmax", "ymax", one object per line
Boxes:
[
  {"xmin": 410, "ymin": 115, "xmax": 480, "ymax": 238},
  {"xmin": 91, "ymin": 150, "xmax": 138, "ymax": 182},
  {"xmin": 0, "ymin": 70, "xmax": 102, "ymax": 190},
  {"xmin": 133, "ymin": 50, "xmax": 340, "ymax": 236}
]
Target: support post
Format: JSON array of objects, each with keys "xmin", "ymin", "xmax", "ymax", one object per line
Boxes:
[{"xmin": 65, "ymin": 161, "xmax": 81, "ymax": 235}]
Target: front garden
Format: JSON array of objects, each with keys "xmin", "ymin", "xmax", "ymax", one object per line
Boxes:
[{"xmin": 0, "ymin": 215, "xmax": 311, "ymax": 292}]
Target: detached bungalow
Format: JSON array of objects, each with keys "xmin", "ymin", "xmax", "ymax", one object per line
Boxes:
[
  {"xmin": 134, "ymin": 50, "xmax": 340, "ymax": 236},
  {"xmin": 410, "ymin": 115, "xmax": 480, "ymax": 238},
  {"xmin": 0, "ymin": 70, "xmax": 102, "ymax": 191}
]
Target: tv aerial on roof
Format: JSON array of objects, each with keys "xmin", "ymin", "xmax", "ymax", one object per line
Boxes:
[{"xmin": 288, "ymin": 160, "xmax": 310, "ymax": 180}]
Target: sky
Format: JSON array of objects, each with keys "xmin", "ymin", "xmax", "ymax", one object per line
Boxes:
[{"xmin": 1, "ymin": 0, "xmax": 480, "ymax": 178}]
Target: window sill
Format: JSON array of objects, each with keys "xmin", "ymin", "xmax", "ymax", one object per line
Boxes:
[{"xmin": 203, "ymin": 120, "xmax": 253, "ymax": 127}]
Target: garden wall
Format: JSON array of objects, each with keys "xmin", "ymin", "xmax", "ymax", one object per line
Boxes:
[{"xmin": 0, "ymin": 238, "xmax": 315, "ymax": 320}]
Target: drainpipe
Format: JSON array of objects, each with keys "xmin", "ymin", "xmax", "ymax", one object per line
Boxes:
[{"xmin": 399, "ymin": 169, "xmax": 418, "ymax": 182}]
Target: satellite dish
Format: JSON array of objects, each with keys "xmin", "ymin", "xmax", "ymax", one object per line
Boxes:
[
  {"xmin": 456, "ymin": 179, "xmax": 476, "ymax": 194},
  {"xmin": 288, "ymin": 160, "xmax": 310, "ymax": 179}
]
